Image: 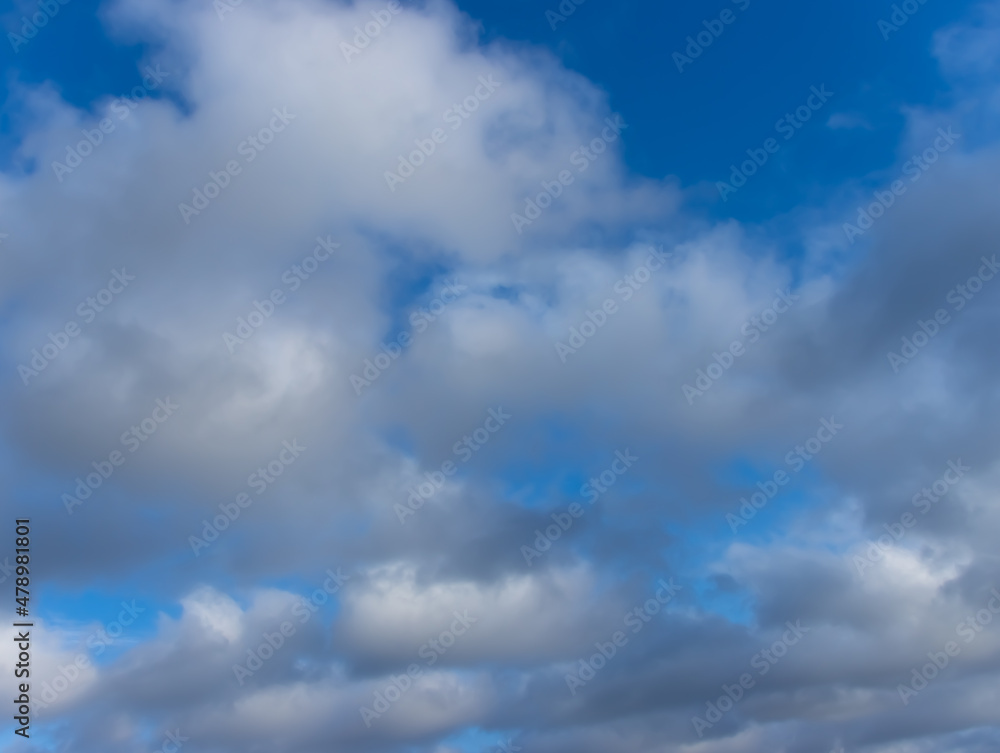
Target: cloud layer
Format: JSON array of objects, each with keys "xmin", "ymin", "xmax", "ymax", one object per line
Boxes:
[{"xmin": 1, "ymin": 0, "xmax": 1000, "ymax": 752}]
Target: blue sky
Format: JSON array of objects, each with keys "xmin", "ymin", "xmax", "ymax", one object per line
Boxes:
[{"xmin": 2, "ymin": 0, "xmax": 1000, "ymax": 751}]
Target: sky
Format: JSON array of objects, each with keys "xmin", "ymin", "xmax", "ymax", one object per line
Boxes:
[{"xmin": 0, "ymin": 0, "xmax": 999, "ymax": 751}]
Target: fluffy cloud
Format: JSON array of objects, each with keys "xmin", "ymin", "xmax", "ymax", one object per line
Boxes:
[{"xmin": 2, "ymin": 0, "xmax": 1000, "ymax": 751}]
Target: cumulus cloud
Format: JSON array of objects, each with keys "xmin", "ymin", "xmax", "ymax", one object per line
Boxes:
[{"xmin": 2, "ymin": 0, "xmax": 1000, "ymax": 751}]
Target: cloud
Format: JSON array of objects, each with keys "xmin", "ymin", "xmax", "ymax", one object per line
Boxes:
[{"xmin": 3, "ymin": 0, "xmax": 1000, "ymax": 751}]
